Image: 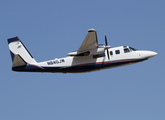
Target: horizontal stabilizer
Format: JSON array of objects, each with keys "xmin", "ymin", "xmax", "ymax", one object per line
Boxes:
[{"xmin": 12, "ymin": 54, "xmax": 27, "ymax": 68}]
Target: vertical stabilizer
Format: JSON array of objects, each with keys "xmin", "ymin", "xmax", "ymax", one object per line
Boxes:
[{"xmin": 7, "ymin": 37, "xmax": 37, "ymax": 64}]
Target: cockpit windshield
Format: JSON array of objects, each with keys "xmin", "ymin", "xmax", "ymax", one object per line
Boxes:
[
  {"xmin": 129, "ymin": 47, "xmax": 136, "ymax": 51},
  {"xmin": 123, "ymin": 46, "xmax": 137, "ymax": 53}
]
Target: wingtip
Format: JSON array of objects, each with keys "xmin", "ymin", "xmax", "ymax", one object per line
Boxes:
[{"xmin": 88, "ymin": 28, "xmax": 96, "ymax": 32}]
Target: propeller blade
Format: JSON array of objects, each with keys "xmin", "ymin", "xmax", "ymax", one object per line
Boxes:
[
  {"xmin": 105, "ymin": 34, "xmax": 108, "ymax": 46},
  {"xmin": 105, "ymin": 34, "xmax": 110, "ymax": 60},
  {"xmin": 107, "ymin": 49, "xmax": 110, "ymax": 60}
]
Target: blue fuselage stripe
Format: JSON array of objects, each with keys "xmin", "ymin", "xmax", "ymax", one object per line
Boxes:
[{"xmin": 12, "ymin": 58, "xmax": 148, "ymax": 73}]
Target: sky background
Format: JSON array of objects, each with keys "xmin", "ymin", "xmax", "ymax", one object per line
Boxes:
[{"xmin": 0, "ymin": 0, "xmax": 164, "ymax": 120}]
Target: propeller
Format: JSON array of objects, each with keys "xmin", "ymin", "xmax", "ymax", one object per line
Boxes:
[{"xmin": 105, "ymin": 34, "xmax": 110, "ymax": 60}]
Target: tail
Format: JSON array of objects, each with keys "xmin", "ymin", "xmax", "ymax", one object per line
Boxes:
[{"xmin": 7, "ymin": 37, "xmax": 37, "ymax": 70}]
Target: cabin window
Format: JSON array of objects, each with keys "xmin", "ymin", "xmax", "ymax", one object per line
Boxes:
[
  {"xmin": 110, "ymin": 51, "xmax": 113, "ymax": 55},
  {"xmin": 115, "ymin": 50, "xmax": 120, "ymax": 54},
  {"xmin": 124, "ymin": 48, "xmax": 130, "ymax": 53},
  {"xmin": 93, "ymin": 53, "xmax": 105, "ymax": 59}
]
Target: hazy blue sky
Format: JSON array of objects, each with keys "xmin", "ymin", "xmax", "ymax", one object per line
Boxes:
[{"xmin": 1, "ymin": 0, "xmax": 164, "ymax": 120}]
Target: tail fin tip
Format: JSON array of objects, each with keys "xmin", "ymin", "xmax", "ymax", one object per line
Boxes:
[{"xmin": 7, "ymin": 36, "xmax": 20, "ymax": 44}]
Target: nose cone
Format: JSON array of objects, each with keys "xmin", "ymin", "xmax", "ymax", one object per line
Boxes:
[
  {"xmin": 140, "ymin": 51, "xmax": 157, "ymax": 59},
  {"xmin": 150, "ymin": 51, "xmax": 157, "ymax": 57}
]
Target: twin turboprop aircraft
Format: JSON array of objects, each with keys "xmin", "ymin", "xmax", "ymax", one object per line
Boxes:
[{"xmin": 7, "ymin": 29, "xmax": 157, "ymax": 73}]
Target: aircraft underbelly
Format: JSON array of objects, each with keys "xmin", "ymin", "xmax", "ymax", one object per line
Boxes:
[
  {"xmin": 60, "ymin": 58, "xmax": 148, "ymax": 73},
  {"xmin": 12, "ymin": 57, "xmax": 148, "ymax": 73}
]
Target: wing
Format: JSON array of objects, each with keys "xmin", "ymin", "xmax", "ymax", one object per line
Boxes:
[
  {"xmin": 77, "ymin": 29, "xmax": 98, "ymax": 52},
  {"xmin": 66, "ymin": 29, "xmax": 100, "ymax": 56}
]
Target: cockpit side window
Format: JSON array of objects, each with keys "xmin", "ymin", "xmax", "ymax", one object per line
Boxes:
[{"xmin": 124, "ymin": 48, "xmax": 130, "ymax": 53}]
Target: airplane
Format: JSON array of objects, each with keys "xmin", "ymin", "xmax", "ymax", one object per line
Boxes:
[{"xmin": 7, "ymin": 29, "xmax": 157, "ymax": 73}]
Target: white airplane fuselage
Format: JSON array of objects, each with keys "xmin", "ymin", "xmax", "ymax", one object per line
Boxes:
[
  {"xmin": 12, "ymin": 46, "xmax": 157, "ymax": 73},
  {"xmin": 8, "ymin": 29, "xmax": 157, "ymax": 73}
]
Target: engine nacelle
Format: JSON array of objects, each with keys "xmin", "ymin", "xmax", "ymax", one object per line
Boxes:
[
  {"xmin": 89, "ymin": 48, "xmax": 105, "ymax": 55},
  {"xmin": 67, "ymin": 48, "xmax": 105, "ymax": 57}
]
